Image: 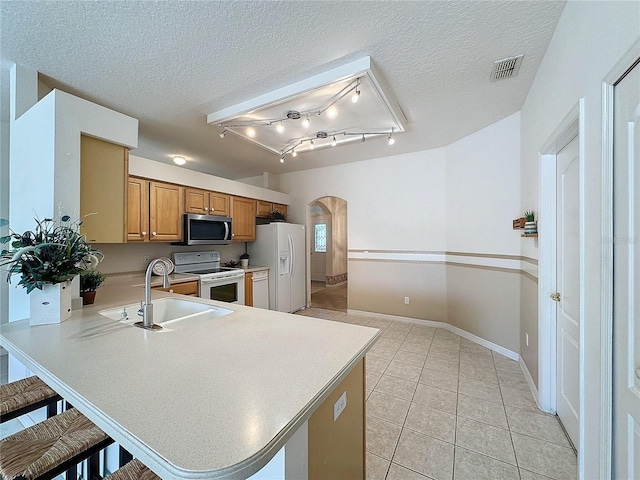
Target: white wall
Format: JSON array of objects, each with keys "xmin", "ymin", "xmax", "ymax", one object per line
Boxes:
[
  {"xmin": 280, "ymin": 113, "xmax": 522, "ymax": 349},
  {"xmin": 446, "ymin": 112, "xmax": 521, "ymax": 255},
  {"xmin": 519, "ymin": 1, "xmax": 639, "ymax": 476},
  {"xmin": 9, "ymin": 84, "xmax": 138, "ymax": 321}
]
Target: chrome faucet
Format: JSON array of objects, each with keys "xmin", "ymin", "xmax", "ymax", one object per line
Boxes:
[{"xmin": 136, "ymin": 258, "xmax": 170, "ymax": 330}]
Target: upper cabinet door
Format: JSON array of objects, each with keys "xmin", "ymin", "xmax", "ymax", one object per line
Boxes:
[
  {"xmin": 256, "ymin": 200, "xmax": 273, "ymax": 218},
  {"xmin": 231, "ymin": 196, "xmax": 256, "ymax": 241},
  {"xmin": 209, "ymin": 192, "xmax": 230, "ymax": 216},
  {"xmin": 80, "ymin": 135, "xmax": 128, "ymax": 243},
  {"xmin": 273, "ymin": 203, "xmax": 288, "ymax": 219},
  {"xmin": 127, "ymin": 177, "xmax": 149, "ymax": 242},
  {"xmin": 149, "ymin": 181, "xmax": 184, "ymax": 242},
  {"xmin": 185, "ymin": 187, "xmax": 209, "ymax": 215}
]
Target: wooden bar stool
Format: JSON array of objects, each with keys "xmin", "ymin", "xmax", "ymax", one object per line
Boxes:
[
  {"xmin": 0, "ymin": 376, "xmax": 61, "ymax": 423},
  {"xmin": 104, "ymin": 458, "xmax": 160, "ymax": 480},
  {"xmin": 0, "ymin": 407, "xmax": 113, "ymax": 480}
]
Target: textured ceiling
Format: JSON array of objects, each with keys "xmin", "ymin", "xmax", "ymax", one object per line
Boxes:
[{"xmin": 0, "ymin": 1, "xmax": 566, "ymax": 180}]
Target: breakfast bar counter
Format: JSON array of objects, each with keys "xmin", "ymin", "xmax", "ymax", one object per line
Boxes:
[{"xmin": 0, "ymin": 276, "xmax": 380, "ymax": 479}]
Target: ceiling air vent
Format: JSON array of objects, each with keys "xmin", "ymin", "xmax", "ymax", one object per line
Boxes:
[{"xmin": 490, "ymin": 55, "xmax": 524, "ymax": 82}]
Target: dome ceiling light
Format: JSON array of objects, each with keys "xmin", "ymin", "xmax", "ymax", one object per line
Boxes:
[{"xmin": 207, "ymin": 56, "xmax": 406, "ymax": 163}]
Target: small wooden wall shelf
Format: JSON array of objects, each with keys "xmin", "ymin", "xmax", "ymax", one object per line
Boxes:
[{"xmin": 521, "ymin": 233, "xmax": 538, "ymax": 237}]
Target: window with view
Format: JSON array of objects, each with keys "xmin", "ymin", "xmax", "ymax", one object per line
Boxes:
[{"xmin": 314, "ymin": 224, "xmax": 327, "ymax": 253}]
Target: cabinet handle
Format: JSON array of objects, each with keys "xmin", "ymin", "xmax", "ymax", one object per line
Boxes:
[
  {"xmin": 141, "ymin": 231, "xmax": 146, "ymax": 237},
  {"xmin": 169, "ymin": 289, "xmax": 174, "ymax": 293},
  {"xmin": 204, "ymin": 207, "xmax": 208, "ymax": 211},
  {"xmin": 152, "ymin": 231, "xmax": 157, "ymax": 237}
]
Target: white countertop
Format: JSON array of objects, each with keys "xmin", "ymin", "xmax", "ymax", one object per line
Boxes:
[{"xmin": 0, "ymin": 276, "xmax": 380, "ymax": 479}]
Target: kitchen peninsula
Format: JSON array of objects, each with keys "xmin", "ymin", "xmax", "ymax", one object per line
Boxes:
[{"xmin": 0, "ymin": 277, "xmax": 380, "ymax": 479}]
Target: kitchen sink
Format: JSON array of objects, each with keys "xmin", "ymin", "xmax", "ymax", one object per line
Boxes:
[{"xmin": 99, "ymin": 298, "xmax": 233, "ymax": 328}]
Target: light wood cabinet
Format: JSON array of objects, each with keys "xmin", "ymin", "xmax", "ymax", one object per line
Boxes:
[
  {"xmin": 127, "ymin": 177, "xmax": 149, "ymax": 242},
  {"xmin": 150, "ymin": 181, "xmax": 184, "ymax": 242},
  {"xmin": 152, "ymin": 280, "xmax": 198, "ymax": 297},
  {"xmin": 273, "ymin": 203, "xmax": 287, "ymax": 219},
  {"xmin": 231, "ymin": 196, "xmax": 256, "ymax": 241},
  {"xmin": 256, "ymin": 200, "xmax": 273, "ymax": 218},
  {"xmin": 80, "ymin": 135, "xmax": 128, "ymax": 243},
  {"xmin": 185, "ymin": 188, "xmax": 230, "ymax": 216},
  {"xmin": 244, "ymin": 272, "xmax": 253, "ymax": 307},
  {"xmin": 256, "ymin": 201, "xmax": 288, "ymax": 219},
  {"xmin": 127, "ymin": 177, "xmax": 183, "ymax": 242}
]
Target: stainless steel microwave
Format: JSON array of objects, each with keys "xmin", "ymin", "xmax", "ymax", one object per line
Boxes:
[{"xmin": 176, "ymin": 214, "xmax": 233, "ymax": 245}]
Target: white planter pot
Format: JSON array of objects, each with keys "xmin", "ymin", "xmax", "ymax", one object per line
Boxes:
[
  {"xmin": 524, "ymin": 221, "xmax": 537, "ymax": 234},
  {"xmin": 29, "ymin": 281, "xmax": 73, "ymax": 326}
]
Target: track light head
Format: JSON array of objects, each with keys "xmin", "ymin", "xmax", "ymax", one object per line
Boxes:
[
  {"xmin": 361, "ymin": 134, "xmax": 366, "ymax": 143},
  {"xmin": 309, "ymin": 139, "xmax": 315, "ymax": 149},
  {"xmin": 292, "ymin": 149, "xmax": 298, "ymax": 157},
  {"xmin": 331, "ymin": 136, "xmax": 337, "ymax": 147},
  {"xmin": 388, "ymin": 134, "xmax": 395, "ymax": 145},
  {"xmin": 280, "ymin": 156, "xmax": 285, "ymax": 164},
  {"xmin": 351, "ymin": 88, "xmax": 360, "ymax": 103},
  {"xmin": 247, "ymin": 127, "xmax": 256, "ymax": 137},
  {"xmin": 276, "ymin": 121, "xmax": 285, "ymax": 134},
  {"xmin": 302, "ymin": 115, "xmax": 310, "ymax": 128},
  {"xmin": 219, "ymin": 130, "xmax": 227, "ymax": 138}
]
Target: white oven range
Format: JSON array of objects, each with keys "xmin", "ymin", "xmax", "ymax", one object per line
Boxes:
[{"xmin": 172, "ymin": 251, "xmax": 245, "ymax": 305}]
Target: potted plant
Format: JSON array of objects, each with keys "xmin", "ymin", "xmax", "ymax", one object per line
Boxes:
[
  {"xmin": 524, "ymin": 210, "xmax": 537, "ymax": 234},
  {"xmin": 240, "ymin": 252, "xmax": 250, "ymax": 268},
  {"xmin": 80, "ymin": 268, "xmax": 106, "ymax": 305},
  {"xmin": 0, "ymin": 213, "xmax": 103, "ymax": 325},
  {"xmin": 271, "ymin": 210, "xmax": 286, "ymax": 222}
]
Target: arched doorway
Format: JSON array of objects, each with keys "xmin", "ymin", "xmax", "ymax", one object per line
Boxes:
[{"xmin": 308, "ymin": 197, "xmax": 347, "ymax": 311}]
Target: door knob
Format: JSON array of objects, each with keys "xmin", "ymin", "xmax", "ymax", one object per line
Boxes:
[{"xmin": 550, "ymin": 292, "xmax": 561, "ymax": 302}]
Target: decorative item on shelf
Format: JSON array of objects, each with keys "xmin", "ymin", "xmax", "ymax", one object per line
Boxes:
[
  {"xmin": 271, "ymin": 210, "xmax": 286, "ymax": 222},
  {"xmin": 0, "ymin": 212, "xmax": 103, "ymax": 325},
  {"xmin": 512, "ymin": 217, "xmax": 526, "ymax": 229},
  {"xmin": 523, "ymin": 210, "xmax": 537, "ymax": 235},
  {"xmin": 79, "ymin": 268, "xmax": 106, "ymax": 305},
  {"xmin": 240, "ymin": 252, "xmax": 250, "ymax": 268}
]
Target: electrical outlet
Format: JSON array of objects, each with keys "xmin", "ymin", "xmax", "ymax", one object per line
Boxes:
[
  {"xmin": 333, "ymin": 391, "xmax": 347, "ymax": 421},
  {"xmin": 525, "ymin": 333, "xmax": 529, "ymax": 347},
  {"xmin": 404, "ymin": 296, "xmax": 410, "ymax": 305},
  {"xmin": 143, "ymin": 256, "xmax": 150, "ymax": 263}
]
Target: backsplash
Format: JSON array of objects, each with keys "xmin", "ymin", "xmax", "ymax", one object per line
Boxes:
[{"xmin": 95, "ymin": 242, "xmax": 248, "ymax": 274}]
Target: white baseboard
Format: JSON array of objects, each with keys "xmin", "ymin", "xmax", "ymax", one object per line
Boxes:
[
  {"xmin": 519, "ymin": 357, "xmax": 542, "ymax": 410},
  {"xmin": 447, "ymin": 324, "xmax": 519, "ymax": 361},
  {"xmin": 347, "ymin": 309, "xmax": 519, "ymax": 361},
  {"xmin": 347, "ymin": 309, "xmax": 445, "ymax": 328}
]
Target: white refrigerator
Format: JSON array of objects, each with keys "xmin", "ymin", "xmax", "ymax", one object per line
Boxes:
[{"xmin": 249, "ymin": 223, "xmax": 306, "ymax": 313}]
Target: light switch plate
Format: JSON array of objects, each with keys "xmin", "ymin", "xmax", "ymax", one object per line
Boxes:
[{"xmin": 334, "ymin": 391, "xmax": 347, "ymax": 421}]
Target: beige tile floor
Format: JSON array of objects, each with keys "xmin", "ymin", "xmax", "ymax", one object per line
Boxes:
[{"xmin": 298, "ymin": 307, "xmax": 578, "ymax": 480}]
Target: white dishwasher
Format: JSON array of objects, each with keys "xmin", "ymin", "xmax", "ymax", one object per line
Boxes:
[{"xmin": 251, "ymin": 269, "xmax": 269, "ymax": 309}]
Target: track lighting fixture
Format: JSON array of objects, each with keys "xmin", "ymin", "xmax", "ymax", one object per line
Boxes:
[
  {"xmin": 388, "ymin": 128, "xmax": 395, "ymax": 145},
  {"xmin": 352, "ymin": 81, "xmax": 361, "ymax": 103},
  {"xmin": 302, "ymin": 115, "xmax": 311, "ymax": 129},
  {"xmin": 219, "ymin": 129, "xmax": 227, "ymax": 139},
  {"xmin": 276, "ymin": 121, "xmax": 285, "ymax": 134},
  {"xmin": 292, "ymin": 149, "xmax": 298, "ymax": 157},
  {"xmin": 331, "ymin": 136, "xmax": 337, "ymax": 147},
  {"xmin": 280, "ymin": 156, "xmax": 285, "ymax": 163}
]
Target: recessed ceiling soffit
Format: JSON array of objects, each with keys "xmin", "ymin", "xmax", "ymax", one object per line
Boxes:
[{"xmin": 206, "ymin": 57, "xmax": 406, "ymax": 163}]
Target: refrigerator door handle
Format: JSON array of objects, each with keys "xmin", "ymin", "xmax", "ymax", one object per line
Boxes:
[{"xmin": 288, "ymin": 233, "xmax": 295, "ymax": 277}]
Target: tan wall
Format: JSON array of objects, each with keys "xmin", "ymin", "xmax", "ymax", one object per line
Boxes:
[
  {"xmin": 520, "ymin": 274, "xmax": 538, "ymax": 386},
  {"xmin": 446, "ymin": 265, "xmax": 520, "ymax": 353},
  {"xmin": 349, "ymin": 260, "xmax": 448, "ymax": 322}
]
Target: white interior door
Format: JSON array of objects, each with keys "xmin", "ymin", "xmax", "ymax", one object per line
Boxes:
[
  {"xmin": 613, "ymin": 58, "xmax": 640, "ymax": 480},
  {"xmin": 555, "ymin": 135, "xmax": 580, "ymax": 447}
]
